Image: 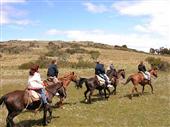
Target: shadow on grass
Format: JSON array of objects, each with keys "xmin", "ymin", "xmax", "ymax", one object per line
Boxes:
[
  {"xmin": 51, "ymin": 102, "xmax": 77, "ymax": 108},
  {"xmin": 80, "ymin": 96, "xmax": 108, "ymax": 104},
  {"xmin": 16, "ymin": 116, "xmax": 60, "ymax": 127},
  {"xmin": 120, "ymin": 92, "xmax": 151, "ymax": 99}
]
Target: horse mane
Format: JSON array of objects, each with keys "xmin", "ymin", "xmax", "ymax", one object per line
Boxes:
[{"xmin": 117, "ymin": 69, "xmax": 124, "ymax": 73}]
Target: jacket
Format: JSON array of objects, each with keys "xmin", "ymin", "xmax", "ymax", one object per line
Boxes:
[
  {"xmin": 27, "ymin": 72, "xmax": 43, "ymax": 89},
  {"xmin": 95, "ymin": 64, "xmax": 105, "ymax": 75},
  {"xmin": 47, "ymin": 64, "xmax": 58, "ymax": 77},
  {"xmin": 138, "ymin": 64, "xmax": 147, "ymax": 72}
]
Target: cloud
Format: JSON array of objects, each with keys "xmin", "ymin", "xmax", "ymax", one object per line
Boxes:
[
  {"xmin": 0, "ymin": 0, "xmax": 33, "ymax": 25},
  {"xmin": 45, "ymin": 29, "xmax": 168, "ymax": 52},
  {"xmin": 1, "ymin": 0, "xmax": 26, "ymax": 4},
  {"xmin": 112, "ymin": 0, "xmax": 170, "ymax": 38},
  {"xmin": 83, "ymin": 2, "xmax": 108, "ymax": 13}
]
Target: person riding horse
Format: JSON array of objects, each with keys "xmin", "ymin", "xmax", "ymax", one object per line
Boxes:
[
  {"xmin": 47, "ymin": 59, "xmax": 59, "ymax": 83},
  {"xmin": 27, "ymin": 64, "xmax": 49, "ymax": 108},
  {"xmin": 138, "ymin": 61, "xmax": 151, "ymax": 81},
  {"xmin": 95, "ymin": 60, "xmax": 111, "ymax": 87}
]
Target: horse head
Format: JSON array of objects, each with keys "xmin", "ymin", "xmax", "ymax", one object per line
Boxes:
[
  {"xmin": 118, "ymin": 69, "xmax": 126, "ymax": 79},
  {"xmin": 149, "ymin": 68, "xmax": 158, "ymax": 78}
]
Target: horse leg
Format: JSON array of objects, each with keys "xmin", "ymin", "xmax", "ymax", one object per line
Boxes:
[
  {"xmin": 47, "ymin": 106, "xmax": 52, "ymax": 123},
  {"xmin": 88, "ymin": 90, "xmax": 94, "ymax": 104},
  {"xmin": 106, "ymin": 87, "xmax": 111, "ymax": 96},
  {"xmin": 142, "ymin": 85, "xmax": 145, "ymax": 95},
  {"xmin": 6, "ymin": 111, "xmax": 20, "ymax": 127},
  {"xmin": 149, "ymin": 84, "xmax": 154, "ymax": 94},
  {"xmin": 43, "ymin": 105, "xmax": 49, "ymax": 126},
  {"xmin": 104, "ymin": 87, "xmax": 109, "ymax": 99},
  {"xmin": 112, "ymin": 84, "xmax": 117, "ymax": 95},
  {"xmin": 84, "ymin": 89, "xmax": 89, "ymax": 103},
  {"xmin": 130, "ymin": 87, "xmax": 135, "ymax": 99},
  {"xmin": 134, "ymin": 87, "xmax": 140, "ymax": 96}
]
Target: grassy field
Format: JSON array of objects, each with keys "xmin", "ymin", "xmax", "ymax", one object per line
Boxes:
[{"xmin": 0, "ymin": 42, "xmax": 170, "ymax": 127}]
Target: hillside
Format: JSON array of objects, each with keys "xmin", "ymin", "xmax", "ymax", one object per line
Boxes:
[{"xmin": 0, "ymin": 41, "xmax": 170, "ymax": 127}]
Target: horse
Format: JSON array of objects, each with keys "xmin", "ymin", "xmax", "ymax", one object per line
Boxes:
[
  {"xmin": 123, "ymin": 68, "xmax": 158, "ymax": 99},
  {"xmin": 76, "ymin": 76, "xmax": 109, "ymax": 104},
  {"xmin": 0, "ymin": 82, "xmax": 64, "ymax": 127},
  {"xmin": 106, "ymin": 69, "xmax": 125, "ymax": 95},
  {"xmin": 54, "ymin": 72, "xmax": 78, "ymax": 107}
]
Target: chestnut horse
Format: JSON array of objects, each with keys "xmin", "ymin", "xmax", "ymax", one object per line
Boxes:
[
  {"xmin": 106, "ymin": 69, "xmax": 125, "ymax": 95},
  {"xmin": 0, "ymin": 82, "xmax": 64, "ymax": 127},
  {"xmin": 124, "ymin": 68, "xmax": 158, "ymax": 99},
  {"xmin": 55, "ymin": 72, "xmax": 78, "ymax": 107}
]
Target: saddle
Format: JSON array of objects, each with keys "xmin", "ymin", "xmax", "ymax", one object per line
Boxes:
[
  {"xmin": 139, "ymin": 71, "xmax": 149, "ymax": 80},
  {"xmin": 95, "ymin": 75, "xmax": 105, "ymax": 86},
  {"xmin": 24, "ymin": 89, "xmax": 41, "ymax": 105}
]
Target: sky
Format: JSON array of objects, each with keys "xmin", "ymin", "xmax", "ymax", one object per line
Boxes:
[{"xmin": 1, "ymin": 0, "xmax": 170, "ymax": 52}]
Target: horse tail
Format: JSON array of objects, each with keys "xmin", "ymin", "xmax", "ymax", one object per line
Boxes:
[
  {"xmin": 123, "ymin": 75, "xmax": 132, "ymax": 85},
  {"xmin": 0, "ymin": 95, "xmax": 6, "ymax": 106}
]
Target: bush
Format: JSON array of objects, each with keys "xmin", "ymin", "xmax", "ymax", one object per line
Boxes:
[
  {"xmin": 65, "ymin": 47, "xmax": 88, "ymax": 54},
  {"xmin": 46, "ymin": 48, "xmax": 64, "ymax": 57},
  {"xmin": 89, "ymin": 50, "xmax": 100, "ymax": 61},
  {"xmin": 0, "ymin": 45, "xmax": 31, "ymax": 54},
  {"xmin": 145, "ymin": 57, "xmax": 170, "ymax": 71},
  {"xmin": 19, "ymin": 56, "xmax": 52, "ymax": 69}
]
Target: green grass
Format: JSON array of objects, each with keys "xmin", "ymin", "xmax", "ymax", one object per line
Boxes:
[
  {"xmin": 0, "ymin": 69, "xmax": 170, "ymax": 127},
  {"xmin": 0, "ymin": 42, "xmax": 170, "ymax": 127}
]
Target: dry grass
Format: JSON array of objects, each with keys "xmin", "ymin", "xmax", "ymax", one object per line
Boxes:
[{"xmin": 0, "ymin": 42, "xmax": 170, "ymax": 127}]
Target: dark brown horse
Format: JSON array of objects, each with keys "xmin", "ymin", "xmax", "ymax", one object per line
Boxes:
[
  {"xmin": 76, "ymin": 76, "xmax": 109, "ymax": 104},
  {"xmin": 106, "ymin": 69, "xmax": 125, "ymax": 95},
  {"xmin": 124, "ymin": 68, "xmax": 158, "ymax": 99},
  {"xmin": 0, "ymin": 82, "xmax": 64, "ymax": 127},
  {"xmin": 55, "ymin": 72, "xmax": 78, "ymax": 107}
]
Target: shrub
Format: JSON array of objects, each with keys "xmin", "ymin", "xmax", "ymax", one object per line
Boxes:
[
  {"xmin": 46, "ymin": 48, "xmax": 64, "ymax": 57},
  {"xmin": 89, "ymin": 50, "xmax": 100, "ymax": 61},
  {"xmin": 19, "ymin": 56, "xmax": 52, "ymax": 69},
  {"xmin": 145, "ymin": 57, "xmax": 170, "ymax": 71},
  {"xmin": 65, "ymin": 47, "xmax": 88, "ymax": 54},
  {"xmin": 0, "ymin": 45, "xmax": 31, "ymax": 54}
]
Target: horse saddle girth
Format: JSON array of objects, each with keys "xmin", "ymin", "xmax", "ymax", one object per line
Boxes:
[{"xmin": 24, "ymin": 89, "xmax": 41, "ymax": 105}]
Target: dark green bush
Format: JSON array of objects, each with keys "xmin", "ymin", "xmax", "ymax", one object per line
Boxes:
[
  {"xmin": 19, "ymin": 56, "xmax": 52, "ymax": 69},
  {"xmin": 65, "ymin": 48, "xmax": 88, "ymax": 54},
  {"xmin": 0, "ymin": 45, "xmax": 30, "ymax": 54},
  {"xmin": 145, "ymin": 57, "xmax": 170, "ymax": 71},
  {"xmin": 89, "ymin": 50, "xmax": 100, "ymax": 61}
]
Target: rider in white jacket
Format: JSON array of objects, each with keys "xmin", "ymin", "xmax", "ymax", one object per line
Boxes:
[{"xmin": 27, "ymin": 65, "xmax": 48, "ymax": 105}]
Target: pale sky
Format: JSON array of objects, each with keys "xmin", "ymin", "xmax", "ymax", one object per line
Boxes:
[{"xmin": 1, "ymin": 0, "xmax": 170, "ymax": 51}]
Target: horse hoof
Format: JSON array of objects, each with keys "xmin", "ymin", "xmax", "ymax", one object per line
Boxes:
[
  {"xmin": 84, "ymin": 99, "xmax": 88, "ymax": 103},
  {"xmin": 43, "ymin": 122, "xmax": 48, "ymax": 126}
]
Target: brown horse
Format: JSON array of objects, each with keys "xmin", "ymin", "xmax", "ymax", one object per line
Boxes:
[
  {"xmin": 107, "ymin": 69, "xmax": 125, "ymax": 95},
  {"xmin": 124, "ymin": 68, "xmax": 158, "ymax": 99},
  {"xmin": 55, "ymin": 72, "xmax": 78, "ymax": 107},
  {"xmin": 0, "ymin": 82, "xmax": 64, "ymax": 127}
]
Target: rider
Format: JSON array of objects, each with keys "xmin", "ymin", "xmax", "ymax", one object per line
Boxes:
[
  {"xmin": 27, "ymin": 64, "xmax": 48, "ymax": 106},
  {"xmin": 47, "ymin": 59, "xmax": 59, "ymax": 83},
  {"xmin": 109, "ymin": 63, "xmax": 114, "ymax": 71},
  {"xmin": 138, "ymin": 61, "xmax": 150, "ymax": 81},
  {"xmin": 95, "ymin": 60, "xmax": 111, "ymax": 87}
]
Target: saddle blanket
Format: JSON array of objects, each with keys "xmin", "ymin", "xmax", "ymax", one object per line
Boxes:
[{"xmin": 140, "ymin": 71, "xmax": 150, "ymax": 80}]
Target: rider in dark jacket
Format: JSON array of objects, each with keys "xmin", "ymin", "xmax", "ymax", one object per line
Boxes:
[
  {"xmin": 47, "ymin": 60, "xmax": 59, "ymax": 83},
  {"xmin": 138, "ymin": 61, "xmax": 147, "ymax": 72},
  {"xmin": 138, "ymin": 61, "xmax": 150, "ymax": 80},
  {"xmin": 95, "ymin": 61, "xmax": 110, "ymax": 86}
]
